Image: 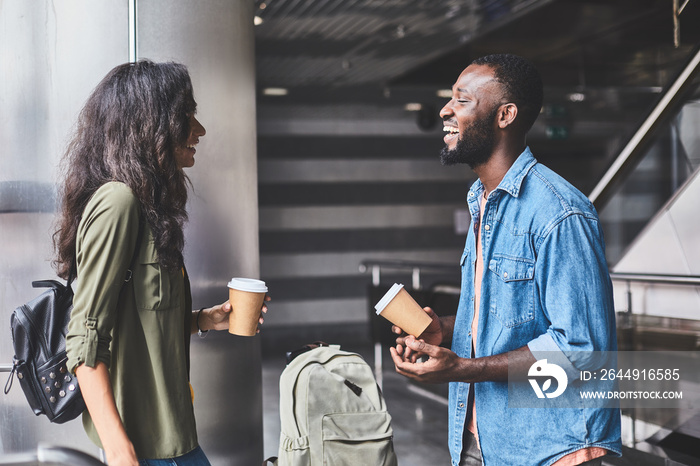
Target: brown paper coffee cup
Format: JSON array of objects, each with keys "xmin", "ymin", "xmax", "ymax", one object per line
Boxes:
[
  {"xmin": 227, "ymin": 278, "xmax": 268, "ymax": 336},
  {"xmin": 375, "ymin": 283, "xmax": 432, "ymax": 337}
]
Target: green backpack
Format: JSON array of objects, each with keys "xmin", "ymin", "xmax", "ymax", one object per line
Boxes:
[{"xmin": 273, "ymin": 344, "xmax": 398, "ymax": 466}]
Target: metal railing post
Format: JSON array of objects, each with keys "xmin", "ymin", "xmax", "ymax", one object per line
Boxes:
[
  {"xmin": 626, "ymin": 280, "xmax": 632, "ymax": 314},
  {"xmin": 412, "ymin": 267, "xmax": 421, "ymax": 290},
  {"xmin": 371, "ymin": 265, "xmax": 381, "ymax": 287}
]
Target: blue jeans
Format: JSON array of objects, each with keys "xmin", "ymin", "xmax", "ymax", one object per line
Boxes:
[{"xmin": 139, "ymin": 446, "xmax": 211, "ymax": 466}]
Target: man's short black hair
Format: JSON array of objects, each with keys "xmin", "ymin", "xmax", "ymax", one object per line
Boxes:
[{"xmin": 472, "ymin": 54, "xmax": 543, "ymax": 133}]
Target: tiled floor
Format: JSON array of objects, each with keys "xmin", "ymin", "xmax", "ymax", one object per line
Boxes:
[{"xmin": 261, "ymin": 337, "xmax": 452, "ymax": 465}]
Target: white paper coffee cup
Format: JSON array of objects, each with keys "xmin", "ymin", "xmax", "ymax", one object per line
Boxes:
[
  {"xmin": 374, "ymin": 283, "xmax": 432, "ymax": 337},
  {"xmin": 227, "ymin": 278, "xmax": 268, "ymax": 336}
]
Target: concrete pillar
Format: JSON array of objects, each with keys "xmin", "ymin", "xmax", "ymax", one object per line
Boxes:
[{"xmin": 138, "ymin": 2, "xmax": 262, "ymax": 464}]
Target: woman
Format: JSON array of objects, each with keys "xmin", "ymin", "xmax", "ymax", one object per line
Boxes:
[{"xmin": 54, "ymin": 60, "xmax": 265, "ymax": 466}]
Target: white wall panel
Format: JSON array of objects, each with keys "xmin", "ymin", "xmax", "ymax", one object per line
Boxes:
[
  {"xmin": 668, "ymin": 169, "xmax": 700, "ymax": 274},
  {"xmin": 260, "ymin": 204, "xmax": 458, "ymax": 231},
  {"xmin": 613, "ymin": 170, "xmax": 700, "ymax": 319},
  {"xmin": 259, "ymin": 159, "xmax": 470, "ymax": 183}
]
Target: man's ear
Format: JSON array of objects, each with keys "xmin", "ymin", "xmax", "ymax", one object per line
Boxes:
[{"xmin": 497, "ymin": 103, "xmax": 518, "ymax": 129}]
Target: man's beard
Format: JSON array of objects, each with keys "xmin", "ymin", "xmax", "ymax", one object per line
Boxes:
[{"xmin": 440, "ymin": 108, "xmax": 498, "ymax": 169}]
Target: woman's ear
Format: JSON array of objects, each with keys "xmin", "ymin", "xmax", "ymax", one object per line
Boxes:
[{"xmin": 498, "ymin": 103, "xmax": 518, "ymax": 129}]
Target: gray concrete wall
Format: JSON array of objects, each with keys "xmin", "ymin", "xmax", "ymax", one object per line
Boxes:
[{"xmin": 138, "ymin": 2, "xmax": 262, "ymax": 464}]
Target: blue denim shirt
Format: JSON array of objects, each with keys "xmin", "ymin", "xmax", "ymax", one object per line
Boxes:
[{"xmin": 448, "ymin": 148, "xmax": 622, "ymax": 465}]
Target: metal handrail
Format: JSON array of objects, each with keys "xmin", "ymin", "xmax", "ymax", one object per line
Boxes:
[
  {"xmin": 610, "ymin": 272, "xmax": 700, "ymax": 314},
  {"xmin": 610, "ymin": 272, "xmax": 700, "ymax": 286},
  {"xmin": 0, "ymin": 445, "xmax": 103, "ymax": 465},
  {"xmin": 359, "ymin": 259, "xmax": 457, "ymax": 289}
]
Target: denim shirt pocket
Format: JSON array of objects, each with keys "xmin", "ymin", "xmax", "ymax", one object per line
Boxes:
[
  {"xmin": 460, "ymin": 249, "xmax": 469, "ymax": 267},
  {"xmin": 487, "ymin": 254, "xmax": 534, "ymax": 327},
  {"xmin": 133, "ymin": 239, "xmax": 172, "ymax": 311}
]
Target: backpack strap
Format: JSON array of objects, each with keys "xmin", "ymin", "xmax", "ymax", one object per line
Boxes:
[
  {"xmin": 3, "ymin": 359, "xmax": 18, "ymax": 395},
  {"xmin": 31, "ymin": 280, "xmax": 66, "ymax": 290}
]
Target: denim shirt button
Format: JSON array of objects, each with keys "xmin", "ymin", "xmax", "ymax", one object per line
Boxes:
[
  {"xmin": 503, "ymin": 272, "xmax": 508, "ymax": 278},
  {"xmin": 484, "ymin": 224, "xmax": 490, "ymax": 231},
  {"xmin": 459, "ymin": 403, "xmax": 465, "ymax": 408}
]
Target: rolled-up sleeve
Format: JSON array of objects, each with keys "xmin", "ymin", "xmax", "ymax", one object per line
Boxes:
[
  {"xmin": 66, "ymin": 183, "xmax": 140, "ymax": 373},
  {"xmin": 527, "ymin": 212, "xmax": 617, "ymax": 378}
]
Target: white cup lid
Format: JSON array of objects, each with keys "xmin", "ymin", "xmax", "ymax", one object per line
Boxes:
[
  {"xmin": 227, "ymin": 277, "xmax": 268, "ymax": 293},
  {"xmin": 374, "ymin": 283, "xmax": 404, "ymax": 314}
]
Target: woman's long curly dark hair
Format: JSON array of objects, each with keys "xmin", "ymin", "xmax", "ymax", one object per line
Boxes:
[{"xmin": 54, "ymin": 60, "xmax": 197, "ymax": 279}]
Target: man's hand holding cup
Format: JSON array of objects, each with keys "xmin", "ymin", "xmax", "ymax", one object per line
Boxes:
[{"xmin": 392, "ymin": 306, "xmax": 443, "ymax": 362}]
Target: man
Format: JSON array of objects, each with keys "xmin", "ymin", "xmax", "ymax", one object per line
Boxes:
[{"xmin": 390, "ymin": 54, "xmax": 621, "ymax": 465}]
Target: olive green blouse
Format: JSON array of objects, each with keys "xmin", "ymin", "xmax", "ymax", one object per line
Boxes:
[{"xmin": 65, "ymin": 182, "xmax": 197, "ymax": 459}]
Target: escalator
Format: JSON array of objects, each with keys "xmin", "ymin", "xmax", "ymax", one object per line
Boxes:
[
  {"xmin": 589, "ymin": 46, "xmax": 700, "ymax": 466},
  {"xmin": 592, "ymin": 46, "xmax": 700, "ymax": 267}
]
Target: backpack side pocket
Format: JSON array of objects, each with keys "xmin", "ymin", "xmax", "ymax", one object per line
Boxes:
[{"xmin": 278, "ymin": 433, "xmax": 310, "ymax": 466}]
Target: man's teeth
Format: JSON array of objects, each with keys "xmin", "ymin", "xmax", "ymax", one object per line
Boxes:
[
  {"xmin": 187, "ymin": 144, "xmax": 196, "ymax": 149},
  {"xmin": 443, "ymin": 127, "xmax": 459, "ymax": 134}
]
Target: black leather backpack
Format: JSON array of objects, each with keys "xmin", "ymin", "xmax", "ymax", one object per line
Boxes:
[{"xmin": 5, "ymin": 279, "xmax": 86, "ymax": 423}]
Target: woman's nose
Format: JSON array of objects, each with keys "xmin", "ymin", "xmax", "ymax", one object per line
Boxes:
[{"xmin": 193, "ymin": 116, "xmax": 206, "ymax": 136}]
